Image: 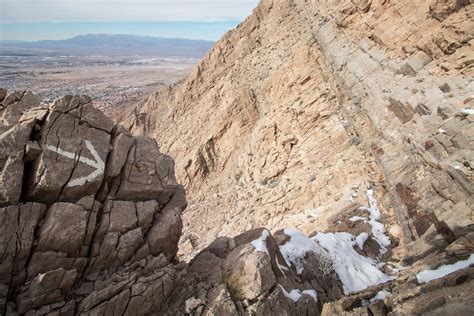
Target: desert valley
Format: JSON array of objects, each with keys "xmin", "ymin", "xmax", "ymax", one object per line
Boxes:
[{"xmin": 0, "ymin": 34, "xmax": 212, "ymax": 116}]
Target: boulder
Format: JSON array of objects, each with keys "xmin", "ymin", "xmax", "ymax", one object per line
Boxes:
[
  {"xmin": 0, "ymin": 91, "xmax": 43, "ymax": 206},
  {"xmin": 115, "ymin": 137, "xmax": 179, "ymax": 203},
  {"xmin": 0, "ymin": 91, "xmax": 187, "ymax": 315},
  {"xmin": 25, "ymin": 96, "xmax": 111, "ymax": 204}
]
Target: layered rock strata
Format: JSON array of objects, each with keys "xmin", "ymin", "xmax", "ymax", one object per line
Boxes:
[
  {"xmin": 1, "ymin": 90, "xmax": 344, "ymax": 315},
  {"xmin": 126, "ymin": 0, "xmax": 474, "ymax": 270}
]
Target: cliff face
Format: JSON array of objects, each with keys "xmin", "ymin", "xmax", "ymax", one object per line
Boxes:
[
  {"xmin": 0, "ymin": 90, "xmax": 188, "ymax": 314},
  {"xmin": 0, "ymin": 90, "xmax": 346, "ymax": 315},
  {"xmin": 128, "ymin": 0, "xmax": 473, "ymax": 263},
  {"xmin": 123, "ymin": 0, "xmax": 474, "ymax": 313}
]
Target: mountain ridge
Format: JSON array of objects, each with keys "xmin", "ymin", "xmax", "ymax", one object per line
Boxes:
[{"xmin": 0, "ymin": 33, "xmax": 215, "ymax": 58}]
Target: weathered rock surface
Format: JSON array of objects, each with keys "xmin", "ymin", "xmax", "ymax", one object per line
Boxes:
[
  {"xmin": 2, "ymin": 0, "xmax": 474, "ymax": 314},
  {"xmin": 123, "ymin": 0, "xmax": 474, "ymax": 313},
  {"xmin": 158, "ymin": 227, "xmax": 340, "ymax": 315},
  {"xmin": 1, "ymin": 90, "xmax": 347, "ymax": 315},
  {"xmin": 0, "ymin": 90, "xmax": 188, "ymax": 315},
  {"xmin": 127, "ymin": 0, "xmax": 473, "ymax": 273}
]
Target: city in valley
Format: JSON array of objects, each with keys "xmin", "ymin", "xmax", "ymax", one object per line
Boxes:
[
  {"xmin": 0, "ymin": 34, "xmax": 212, "ymax": 119},
  {"xmin": 0, "ymin": 54, "xmax": 197, "ymax": 118}
]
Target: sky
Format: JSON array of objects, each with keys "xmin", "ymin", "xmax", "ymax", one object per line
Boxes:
[{"xmin": 0, "ymin": 0, "xmax": 260, "ymax": 41}]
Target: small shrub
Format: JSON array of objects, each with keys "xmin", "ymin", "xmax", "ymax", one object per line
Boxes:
[{"xmin": 225, "ymin": 273, "xmax": 245, "ymax": 301}]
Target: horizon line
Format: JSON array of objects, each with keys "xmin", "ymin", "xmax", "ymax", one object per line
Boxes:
[
  {"xmin": 0, "ymin": 20, "xmax": 242, "ymax": 24},
  {"xmin": 0, "ymin": 33, "xmax": 218, "ymax": 43}
]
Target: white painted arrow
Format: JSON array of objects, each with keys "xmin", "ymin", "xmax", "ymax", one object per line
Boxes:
[{"xmin": 46, "ymin": 140, "xmax": 105, "ymax": 187}]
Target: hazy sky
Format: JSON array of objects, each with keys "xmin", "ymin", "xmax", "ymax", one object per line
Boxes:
[{"xmin": 0, "ymin": 0, "xmax": 260, "ymax": 22}]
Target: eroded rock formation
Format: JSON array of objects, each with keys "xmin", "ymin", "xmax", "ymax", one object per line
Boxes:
[
  {"xmin": 122, "ymin": 0, "xmax": 474, "ymax": 314},
  {"xmin": 127, "ymin": 0, "xmax": 473, "ymax": 264},
  {"xmin": 1, "ymin": 90, "xmax": 346, "ymax": 315},
  {"xmin": 0, "ymin": 90, "xmax": 187, "ymax": 315}
]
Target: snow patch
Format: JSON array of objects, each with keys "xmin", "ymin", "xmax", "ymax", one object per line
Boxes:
[
  {"xmin": 460, "ymin": 108, "xmax": 474, "ymax": 116},
  {"xmin": 38, "ymin": 273, "xmax": 45, "ymax": 282},
  {"xmin": 313, "ymin": 232, "xmax": 394, "ymax": 294},
  {"xmin": 251, "ymin": 229, "xmax": 271, "ymax": 255},
  {"xmin": 416, "ymin": 254, "xmax": 474, "ymax": 284},
  {"xmin": 360, "ymin": 189, "xmax": 391, "ymax": 254},
  {"xmin": 349, "ymin": 216, "xmax": 367, "ymax": 222},
  {"xmin": 302, "ymin": 289, "xmax": 318, "ymax": 302},
  {"xmin": 364, "ymin": 189, "xmax": 381, "ymax": 220},
  {"xmin": 370, "ymin": 290, "xmax": 392, "ymax": 303},
  {"xmin": 355, "ymin": 232, "xmax": 369, "ymax": 250},
  {"xmin": 349, "ymin": 192, "xmax": 358, "ymax": 202},
  {"xmin": 276, "ymin": 256, "xmax": 289, "ymax": 277},
  {"xmin": 362, "ymin": 290, "xmax": 392, "ymax": 306},
  {"xmin": 279, "ymin": 228, "xmax": 331, "ymax": 275},
  {"xmin": 278, "ymin": 284, "xmax": 318, "ymax": 303}
]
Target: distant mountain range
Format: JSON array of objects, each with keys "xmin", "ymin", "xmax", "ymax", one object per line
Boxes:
[{"xmin": 0, "ymin": 34, "xmax": 214, "ymax": 58}]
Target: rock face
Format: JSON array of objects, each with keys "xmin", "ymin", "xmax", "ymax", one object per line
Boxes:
[
  {"xmin": 127, "ymin": 0, "xmax": 473, "ymax": 267},
  {"xmin": 0, "ymin": 91, "xmax": 187, "ymax": 315},
  {"xmin": 1, "ymin": 90, "xmax": 347, "ymax": 315},
  {"xmin": 158, "ymin": 228, "xmax": 342, "ymax": 315},
  {"xmin": 122, "ymin": 0, "xmax": 474, "ymax": 314}
]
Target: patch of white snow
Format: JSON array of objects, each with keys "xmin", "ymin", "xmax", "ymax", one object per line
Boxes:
[
  {"xmin": 279, "ymin": 228, "xmax": 331, "ymax": 275},
  {"xmin": 362, "ymin": 290, "xmax": 392, "ymax": 307},
  {"xmin": 302, "ymin": 290, "xmax": 318, "ymax": 302},
  {"xmin": 350, "ymin": 216, "xmax": 367, "ymax": 222},
  {"xmin": 460, "ymin": 108, "xmax": 474, "ymax": 116},
  {"xmin": 313, "ymin": 232, "xmax": 394, "ymax": 294},
  {"xmin": 360, "ymin": 189, "xmax": 391, "ymax": 254},
  {"xmin": 370, "ymin": 290, "xmax": 392, "ymax": 303},
  {"xmin": 416, "ymin": 254, "xmax": 474, "ymax": 284},
  {"xmin": 276, "ymin": 256, "xmax": 289, "ymax": 277},
  {"xmin": 355, "ymin": 232, "xmax": 369, "ymax": 250},
  {"xmin": 278, "ymin": 284, "xmax": 318, "ymax": 303},
  {"xmin": 251, "ymin": 229, "xmax": 271, "ymax": 255}
]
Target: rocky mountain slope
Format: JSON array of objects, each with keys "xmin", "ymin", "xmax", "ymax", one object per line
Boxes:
[
  {"xmin": 126, "ymin": 0, "xmax": 473, "ymax": 265},
  {"xmin": 0, "ymin": 89, "xmax": 387, "ymax": 315},
  {"xmin": 127, "ymin": 0, "xmax": 473, "ymax": 266},
  {"xmin": 0, "ymin": 89, "xmax": 367, "ymax": 315},
  {"xmin": 124, "ymin": 0, "xmax": 473, "ymax": 313},
  {"xmin": 1, "ymin": 0, "xmax": 474, "ymax": 315},
  {"xmin": 2, "ymin": 90, "xmax": 473, "ymax": 315}
]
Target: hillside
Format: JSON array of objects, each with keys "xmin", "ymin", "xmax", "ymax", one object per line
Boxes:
[
  {"xmin": 125, "ymin": 0, "xmax": 474, "ymax": 313},
  {"xmin": 128, "ymin": 0, "xmax": 473, "ymax": 257}
]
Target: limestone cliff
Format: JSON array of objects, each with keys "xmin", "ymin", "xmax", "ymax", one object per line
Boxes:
[
  {"xmin": 128, "ymin": 0, "xmax": 473, "ymax": 264},
  {"xmin": 0, "ymin": 90, "xmax": 344, "ymax": 315},
  {"xmin": 123, "ymin": 0, "xmax": 474, "ymax": 314}
]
